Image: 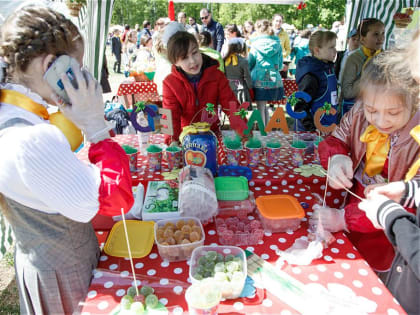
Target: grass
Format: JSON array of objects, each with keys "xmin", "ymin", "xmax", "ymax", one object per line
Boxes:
[{"xmin": 0, "ymin": 279, "xmax": 19, "ymax": 315}]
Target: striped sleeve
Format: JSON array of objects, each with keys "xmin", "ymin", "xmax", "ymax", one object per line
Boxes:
[
  {"xmin": 377, "ymin": 200, "xmax": 407, "ymax": 229},
  {"xmin": 400, "ymin": 180, "xmax": 420, "ymax": 209}
]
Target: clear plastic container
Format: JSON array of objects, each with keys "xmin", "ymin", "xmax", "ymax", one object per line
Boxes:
[
  {"xmin": 215, "ymin": 216, "xmax": 263, "ymax": 246},
  {"xmin": 154, "ymin": 217, "xmax": 205, "ymax": 261},
  {"xmin": 256, "ymin": 195, "xmax": 305, "ymax": 233},
  {"xmin": 189, "ymin": 245, "xmax": 247, "ymax": 299},
  {"xmin": 217, "ymin": 191, "xmax": 256, "ymax": 218}
]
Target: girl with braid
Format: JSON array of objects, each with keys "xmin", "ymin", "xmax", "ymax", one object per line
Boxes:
[{"xmin": 0, "ymin": 5, "xmax": 133, "ymax": 314}]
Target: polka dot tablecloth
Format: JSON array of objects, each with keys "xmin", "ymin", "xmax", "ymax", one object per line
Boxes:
[
  {"xmin": 116, "ymin": 81, "xmax": 161, "ymax": 106},
  {"xmin": 77, "ymin": 134, "xmax": 406, "ymax": 315},
  {"xmin": 271, "ymin": 79, "xmax": 298, "ymax": 105}
]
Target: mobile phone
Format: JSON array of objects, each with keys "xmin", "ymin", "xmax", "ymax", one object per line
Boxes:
[{"xmin": 43, "ymin": 55, "xmax": 80, "ymax": 104}]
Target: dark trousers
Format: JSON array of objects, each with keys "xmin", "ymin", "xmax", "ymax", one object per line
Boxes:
[{"xmin": 113, "ymin": 53, "xmax": 121, "ymax": 73}]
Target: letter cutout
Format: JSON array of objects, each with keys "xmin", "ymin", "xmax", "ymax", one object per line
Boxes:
[
  {"xmin": 286, "ymin": 91, "xmax": 312, "ymax": 119},
  {"xmin": 159, "ymin": 107, "xmax": 174, "ymax": 136},
  {"xmin": 228, "ymin": 101, "xmax": 248, "ymax": 136},
  {"xmin": 244, "ymin": 109, "xmax": 267, "ymax": 136},
  {"xmin": 314, "ymin": 107, "xmax": 337, "ymax": 133},
  {"xmin": 265, "ymin": 107, "xmax": 289, "ymax": 134}
]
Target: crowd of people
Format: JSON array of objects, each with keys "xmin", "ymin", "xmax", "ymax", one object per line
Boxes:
[{"xmin": 0, "ymin": 3, "xmax": 419, "ymax": 315}]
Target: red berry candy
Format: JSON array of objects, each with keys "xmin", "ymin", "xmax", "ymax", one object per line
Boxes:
[{"xmin": 133, "ymin": 294, "xmax": 145, "ymax": 304}]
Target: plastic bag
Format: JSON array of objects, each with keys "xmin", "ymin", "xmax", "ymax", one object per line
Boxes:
[
  {"xmin": 178, "ymin": 165, "xmax": 218, "ymax": 222},
  {"xmin": 113, "ymin": 183, "xmax": 144, "ymax": 221},
  {"xmin": 276, "ymin": 236, "xmax": 324, "ymax": 266}
]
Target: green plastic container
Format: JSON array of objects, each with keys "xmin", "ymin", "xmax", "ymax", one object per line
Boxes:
[{"xmin": 214, "ymin": 176, "xmax": 249, "ymax": 201}]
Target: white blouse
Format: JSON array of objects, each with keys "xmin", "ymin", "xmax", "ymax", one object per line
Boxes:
[{"xmin": 0, "ymin": 84, "xmax": 101, "ymax": 222}]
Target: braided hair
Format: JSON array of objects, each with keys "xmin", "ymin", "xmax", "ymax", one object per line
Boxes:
[{"xmin": 0, "ymin": 5, "xmax": 83, "ymax": 82}]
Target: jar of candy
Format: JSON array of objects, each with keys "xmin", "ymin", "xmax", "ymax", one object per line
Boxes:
[{"xmin": 180, "ymin": 122, "xmax": 217, "ymax": 175}]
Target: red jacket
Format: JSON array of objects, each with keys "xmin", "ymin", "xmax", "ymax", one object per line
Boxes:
[
  {"xmin": 319, "ymin": 104, "xmax": 420, "ymax": 271},
  {"xmin": 162, "ymin": 55, "xmax": 239, "ymax": 144}
]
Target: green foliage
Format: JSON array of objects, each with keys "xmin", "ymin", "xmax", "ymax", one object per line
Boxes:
[{"xmin": 111, "ymin": 0, "xmax": 346, "ymax": 30}]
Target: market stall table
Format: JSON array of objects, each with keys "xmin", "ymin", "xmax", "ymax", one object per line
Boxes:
[
  {"xmin": 116, "ymin": 80, "xmax": 161, "ymax": 108},
  {"xmin": 77, "ymin": 134, "xmax": 406, "ymax": 315}
]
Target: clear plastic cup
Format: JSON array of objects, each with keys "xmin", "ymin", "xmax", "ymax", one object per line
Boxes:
[{"xmin": 185, "ymin": 280, "xmax": 221, "ymax": 315}]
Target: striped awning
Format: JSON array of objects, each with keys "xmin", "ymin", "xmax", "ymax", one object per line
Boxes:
[
  {"xmin": 345, "ymin": 0, "xmax": 420, "ymax": 48},
  {"xmin": 171, "ymin": 0, "xmax": 303, "ymax": 3}
]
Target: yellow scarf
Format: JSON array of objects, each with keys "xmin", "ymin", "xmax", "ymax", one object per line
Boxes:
[
  {"xmin": 360, "ymin": 125, "xmax": 390, "ymax": 177},
  {"xmin": 405, "ymin": 125, "xmax": 420, "ymax": 181},
  {"xmin": 361, "ymin": 45, "xmax": 381, "ymax": 69},
  {"xmin": 225, "ymin": 54, "xmax": 238, "ymax": 66},
  {"xmin": 0, "ymin": 89, "xmax": 83, "ymax": 151}
]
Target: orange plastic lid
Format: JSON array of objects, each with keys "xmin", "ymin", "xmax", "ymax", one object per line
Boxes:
[
  {"xmin": 104, "ymin": 220, "xmax": 155, "ymax": 258},
  {"xmin": 256, "ymin": 195, "xmax": 305, "ymax": 219}
]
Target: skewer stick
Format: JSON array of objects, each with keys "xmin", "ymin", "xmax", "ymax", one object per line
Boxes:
[
  {"xmin": 322, "ymin": 157, "xmax": 331, "ymax": 207},
  {"xmin": 121, "ymin": 208, "xmax": 140, "ymax": 296},
  {"xmin": 319, "ymin": 170, "xmax": 365, "ymax": 202}
]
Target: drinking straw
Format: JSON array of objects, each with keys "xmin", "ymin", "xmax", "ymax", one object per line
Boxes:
[
  {"xmin": 120, "ymin": 208, "xmax": 140, "ymax": 296},
  {"xmin": 322, "ymin": 157, "xmax": 330, "ymax": 207}
]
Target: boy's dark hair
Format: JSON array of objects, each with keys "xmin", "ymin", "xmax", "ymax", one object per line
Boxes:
[
  {"xmin": 223, "ymin": 39, "xmax": 246, "ymax": 60},
  {"xmin": 167, "ymin": 31, "xmax": 199, "ymax": 64},
  {"xmin": 357, "ymin": 18, "xmax": 384, "ymax": 37},
  {"xmin": 124, "ymin": 24, "xmax": 130, "ymax": 30},
  {"xmin": 225, "ymin": 24, "xmax": 242, "ymax": 38},
  {"xmin": 199, "ymin": 31, "xmax": 212, "ymax": 47},
  {"xmin": 143, "ymin": 20, "xmax": 150, "ymax": 28}
]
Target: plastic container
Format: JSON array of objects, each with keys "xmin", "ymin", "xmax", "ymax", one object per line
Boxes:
[
  {"xmin": 178, "ymin": 166, "xmax": 218, "ymax": 222},
  {"xmin": 189, "ymin": 245, "xmax": 247, "ymax": 299},
  {"xmin": 154, "ymin": 217, "xmax": 205, "ymax": 261},
  {"xmin": 185, "ymin": 279, "xmax": 221, "ymax": 315},
  {"xmin": 104, "ymin": 220, "xmax": 155, "ymax": 258},
  {"xmin": 256, "ymin": 195, "xmax": 305, "ymax": 233},
  {"xmin": 214, "ymin": 176, "xmax": 249, "ymax": 201},
  {"xmin": 215, "ymin": 216, "xmax": 264, "ymax": 246},
  {"xmin": 218, "ymin": 165, "xmax": 253, "ymax": 181},
  {"xmin": 217, "ymin": 192, "xmax": 256, "ymax": 218}
]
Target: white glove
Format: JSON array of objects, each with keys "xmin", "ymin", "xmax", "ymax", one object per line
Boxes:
[
  {"xmin": 328, "ymin": 154, "xmax": 353, "ymax": 189},
  {"xmin": 53, "ymin": 67, "xmax": 110, "ymax": 143},
  {"xmin": 358, "ymin": 193, "xmax": 391, "ymax": 229},
  {"xmin": 309, "ymin": 204, "xmax": 348, "ymax": 232}
]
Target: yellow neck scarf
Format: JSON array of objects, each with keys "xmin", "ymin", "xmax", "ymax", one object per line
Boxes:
[
  {"xmin": 225, "ymin": 54, "xmax": 238, "ymax": 66},
  {"xmin": 0, "ymin": 89, "xmax": 83, "ymax": 151},
  {"xmin": 361, "ymin": 45, "xmax": 381, "ymax": 69},
  {"xmin": 360, "ymin": 125, "xmax": 390, "ymax": 177},
  {"xmin": 405, "ymin": 125, "xmax": 420, "ymax": 181}
]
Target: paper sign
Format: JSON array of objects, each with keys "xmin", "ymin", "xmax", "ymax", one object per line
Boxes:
[
  {"xmin": 244, "ymin": 109, "xmax": 267, "ymax": 136},
  {"xmin": 314, "ymin": 107, "xmax": 337, "ymax": 133},
  {"xmin": 265, "ymin": 107, "xmax": 289, "ymax": 134}
]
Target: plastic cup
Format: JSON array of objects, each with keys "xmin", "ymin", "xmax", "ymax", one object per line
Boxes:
[
  {"xmin": 291, "ymin": 141, "xmax": 307, "ymax": 167},
  {"xmin": 313, "ymin": 141, "xmax": 321, "ymax": 164},
  {"xmin": 165, "ymin": 146, "xmax": 182, "ymax": 170},
  {"xmin": 265, "ymin": 143, "xmax": 281, "ymax": 166},
  {"xmin": 245, "ymin": 145, "xmax": 261, "ymax": 168},
  {"xmin": 138, "ymin": 131, "xmax": 151, "ymax": 155},
  {"xmin": 146, "ymin": 145, "xmax": 163, "ymax": 171},
  {"xmin": 122, "ymin": 145, "xmax": 138, "ymax": 172},
  {"xmin": 185, "ymin": 280, "xmax": 221, "ymax": 315},
  {"xmin": 226, "ymin": 147, "xmax": 242, "ymax": 166}
]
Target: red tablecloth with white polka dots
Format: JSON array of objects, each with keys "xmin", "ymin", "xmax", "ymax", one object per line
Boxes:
[
  {"xmin": 77, "ymin": 134, "xmax": 406, "ymax": 315},
  {"xmin": 116, "ymin": 80, "xmax": 161, "ymax": 107},
  {"xmin": 271, "ymin": 79, "xmax": 298, "ymax": 105}
]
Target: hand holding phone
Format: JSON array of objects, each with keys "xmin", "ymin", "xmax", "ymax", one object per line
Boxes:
[{"xmin": 44, "ymin": 55, "xmax": 80, "ymax": 104}]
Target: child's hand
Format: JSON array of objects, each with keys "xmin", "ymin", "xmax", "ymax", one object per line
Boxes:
[
  {"xmin": 309, "ymin": 204, "xmax": 347, "ymax": 232},
  {"xmin": 358, "ymin": 193, "xmax": 391, "ymax": 229},
  {"xmin": 53, "ymin": 66, "xmax": 110, "ymax": 143},
  {"xmin": 365, "ymin": 181, "xmax": 405, "ymax": 203},
  {"xmin": 328, "ymin": 154, "xmax": 353, "ymax": 189}
]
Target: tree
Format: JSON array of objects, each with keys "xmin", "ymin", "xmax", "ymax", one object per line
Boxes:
[{"xmin": 111, "ymin": 0, "xmax": 346, "ymax": 30}]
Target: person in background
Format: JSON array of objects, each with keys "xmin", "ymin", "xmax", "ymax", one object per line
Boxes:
[
  {"xmin": 126, "ymin": 30, "xmax": 138, "ymax": 70},
  {"xmin": 358, "ymin": 29, "xmax": 420, "ymax": 315},
  {"xmin": 248, "ymin": 19, "xmax": 284, "ymax": 125},
  {"xmin": 289, "ymin": 29, "xmax": 312, "ymax": 76},
  {"xmin": 100, "ymin": 55, "xmax": 111, "ymax": 94},
  {"xmin": 272, "ymin": 13, "xmax": 291, "ymax": 59},
  {"xmin": 243, "ymin": 20, "xmax": 255, "ymax": 40},
  {"xmin": 162, "ymin": 31, "xmax": 239, "ymax": 145},
  {"xmin": 335, "ymin": 28, "xmax": 360, "ymax": 83},
  {"xmin": 294, "ymin": 31, "xmax": 338, "ymax": 131},
  {"xmin": 0, "ymin": 5, "xmax": 133, "ymax": 313},
  {"xmin": 177, "ymin": 11, "xmax": 190, "ymax": 30},
  {"xmin": 224, "ymin": 38, "xmax": 252, "ymax": 104},
  {"xmin": 312, "ymin": 48, "xmax": 419, "ymax": 278},
  {"xmin": 200, "ymin": 8, "xmax": 224, "ymax": 52},
  {"xmin": 199, "ymin": 30, "xmax": 224, "ymax": 73},
  {"xmin": 189, "ymin": 16, "xmax": 200, "ymax": 34},
  {"xmin": 111, "ymin": 28, "xmax": 122, "ymax": 73},
  {"xmin": 137, "ymin": 20, "xmax": 152, "ymax": 48},
  {"xmin": 221, "ymin": 24, "xmax": 244, "ymax": 58},
  {"xmin": 121, "ymin": 24, "xmax": 130, "ymax": 71},
  {"xmin": 340, "ymin": 18, "xmax": 385, "ymax": 116}
]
